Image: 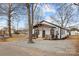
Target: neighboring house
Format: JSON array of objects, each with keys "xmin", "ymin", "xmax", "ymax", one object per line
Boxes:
[
  {"xmin": 70, "ymin": 28, "xmax": 79, "ymax": 35},
  {"xmin": 33, "ymin": 20, "xmax": 70, "ymax": 40},
  {"xmin": 2, "ymin": 27, "xmax": 14, "ymax": 34},
  {"xmin": 15, "ymin": 29, "xmax": 28, "ymax": 34},
  {"xmin": 0, "ymin": 26, "xmax": 3, "ymax": 35},
  {"xmin": 67, "ymin": 24, "xmax": 79, "ymax": 35}
]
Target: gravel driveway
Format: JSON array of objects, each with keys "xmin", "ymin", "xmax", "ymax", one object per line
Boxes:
[{"xmin": 0, "ymin": 39, "xmax": 79, "ymax": 56}]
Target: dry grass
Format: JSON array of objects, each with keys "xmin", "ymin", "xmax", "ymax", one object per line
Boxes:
[
  {"xmin": 0, "ymin": 34, "xmax": 28, "ymax": 42},
  {"xmin": 68, "ymin": 35, "xmax": 79, "ymax": 41},
  {"xmin": 69, "ymin": 35, "xmax": 79, "ymax": 39}
]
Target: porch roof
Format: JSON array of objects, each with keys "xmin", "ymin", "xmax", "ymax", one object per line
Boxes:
[{"xmin": 33, "ymin": 23, "xmax": 56, "ymax": 28}]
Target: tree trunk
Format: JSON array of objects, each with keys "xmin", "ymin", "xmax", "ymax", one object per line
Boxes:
[
  {"xmin": 8, "ymin": 3, "xmax": 12, "ymax": 37},
  {"xmin": 8, "ymin": 18, "xmax": 12, "ymax": 37},
  {"xmin": 17, "ymin": 22, "xmax": 19, "ymax": 33},
  {"xmin": 32, "ymin": 3, "xmax": 34, "ymax": 27},
  {"xmin": 27, "ymin": 4, "xmax": 34, "ymax": 43}
]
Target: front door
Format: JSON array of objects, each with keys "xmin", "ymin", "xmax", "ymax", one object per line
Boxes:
[
  {"xmin": 42, "ymin": 30, "xmax": 45, "ymax": 38},
  {"xmin": 34, "ymin": 29, "xmax": 39, "ymax": 38},
  {"xmin": 50, "ymin": 28, "xmax": 54, "ymax": 39}
]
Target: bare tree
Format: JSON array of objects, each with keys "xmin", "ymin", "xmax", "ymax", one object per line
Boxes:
[
  {"xmin": 50, "ymin": 4, "xmax": 74, "ymax": 39},
  {"xmin": 8, "ymin": 3, "xmax": 25, "ymax": 37},
  {"xmin": 26, "ymin": 3, "xmax": 39, "ymax": 43},
  {"xmin": 31, "ymin": 3, "xmax": 38, "ymax": 26},
  {"xmin": 0, "ymin": 3, "xmax": 25, "ymax": 37},
  {"xmin": 13, "ymin": 18, "xmax": 21, "ymax": 33},
  {"xmin": 50, "ymin": 4, "xmax": 73, "ymax": 27},
  {"xmin": 8, "ymin": 3, "xmax": 12, "ymax": 37},
  {"xmin": 26, "ymin": 3, "xmax": 34, "ymax": 43},
  {"xmin": 34, "ymin": 3, "xmax": 45, "ymax": 24}
]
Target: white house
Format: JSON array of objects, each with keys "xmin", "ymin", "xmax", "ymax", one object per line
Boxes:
[
  {"xmin": 67, "ymin": 23, "xmax": 79, "ymax": 35},
  {"xmin": 70, "ymin": 28, "xmax": 79, "ymax": 35},
  {"xmin": 33, "ymin": 20, "xmax": 69, "ymax": 40}
]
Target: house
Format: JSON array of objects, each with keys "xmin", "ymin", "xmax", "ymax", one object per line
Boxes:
[
  {"xmin": 70, "ymin": 28, "xmax": 79, "ymax": 35},
  {"xmin": 15, "ymin": 29, "xmax": 28, "ymax": 34},
  {"xmin": 0, "ymin": 26, "xmax": 3, "ymax": 35},
  {"xmin": 67, "ymin": 24, "xmax": 79, "ymax": 35},
  {"xmin": 33, "ymin": 20, "xmax": 70, "ymax": 40},
  {"xmin": 2, "ymin": 27, "xmax": 15, "ymax": 35}
]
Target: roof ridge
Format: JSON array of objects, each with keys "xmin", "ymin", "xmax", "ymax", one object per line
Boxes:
[{"xmin": 40, "ymin": 20, "xmax": 69, "ymax": 30}]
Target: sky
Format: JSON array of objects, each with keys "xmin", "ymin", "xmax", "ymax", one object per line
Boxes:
[
  {"xmin": 43, "ymin": 4, "xmax": 79, "ymax": 27},
  {"xmin": 0, "ymin": 3, "xmax": 79, "ymax": 30}
]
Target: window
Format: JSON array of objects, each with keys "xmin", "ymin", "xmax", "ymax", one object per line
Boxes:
[
  {"xmin": 42, "ymin": 30, "xmax": 45, "ymax": 38},
  {"xmin": 50, "ymin": 28, "xmax": 54, "ymax": 35}
]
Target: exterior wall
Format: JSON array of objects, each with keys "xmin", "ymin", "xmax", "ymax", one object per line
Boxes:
[
  {"xmin": 54, "ymin": 27, "xmax": 59, "ymax": 38},
  {"xmin": 34, "ymin": 26, "xmax": 69, "ymax": 39},
  {"xmin": 57, "ymin": 28, "xmax": 60, "ymax": 39},
  {"xmin": 38, "ymin": 26, "xmax": 51, "ymax": 38},
  {"xmin": 61, "ymin": 29, "xmax": 69, "ymax": 38},
  {"xmin": 54, "ymin": 28, "xmax": 69, "ymax": 39}
]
